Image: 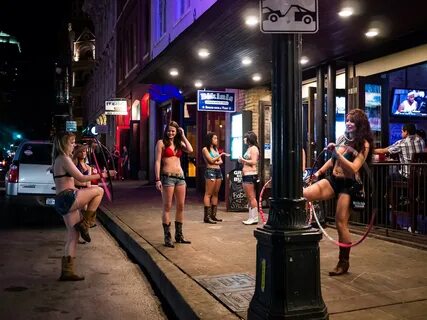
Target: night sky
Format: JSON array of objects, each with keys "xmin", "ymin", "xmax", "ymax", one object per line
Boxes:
[{"xmin": 0, "ymin": 1, "xmax": 71, "ymax": 144}]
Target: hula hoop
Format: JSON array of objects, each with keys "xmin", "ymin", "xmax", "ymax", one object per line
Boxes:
[
  {"xmin": 258, "ymin": 178, "xmax": 271, "ymax": 224},
  {"xmin": 306, "ymin": 143, "xmax": 377, "ymax": 248}
]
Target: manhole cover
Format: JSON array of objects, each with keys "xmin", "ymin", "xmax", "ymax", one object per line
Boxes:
[{"xmin": 195, "ymin": 273, "xmax": 255, "ymax": 312}]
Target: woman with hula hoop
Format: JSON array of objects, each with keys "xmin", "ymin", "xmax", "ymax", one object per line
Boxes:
[{"xmin": 303, "ymin": 109, "xmax": 373, "ymax": 276}]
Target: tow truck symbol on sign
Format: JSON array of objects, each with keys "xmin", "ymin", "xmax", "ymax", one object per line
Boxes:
[{"xmin": 260, "ymin": 0, "xmax": 318, "ymax": 33}]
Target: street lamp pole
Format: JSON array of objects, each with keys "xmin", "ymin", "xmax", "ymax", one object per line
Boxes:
[{"xmin": 247, "ymin": 34, "xmax": 328, "ymax": 319}]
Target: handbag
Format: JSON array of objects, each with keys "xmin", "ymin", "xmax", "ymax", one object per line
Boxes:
[{"xmin": 350, "ymin": 177, "xmax": 365, "ymax": 211}]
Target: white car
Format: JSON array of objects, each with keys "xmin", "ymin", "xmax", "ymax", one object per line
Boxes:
[{"xmin": 5, "ymin": 141, "xmax": 56, "ymax": 209}]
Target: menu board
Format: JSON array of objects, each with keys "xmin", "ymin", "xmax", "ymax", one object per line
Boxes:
[{"xmin": 227, "ymin": 169, "xmax": 248, "ymax": 212}]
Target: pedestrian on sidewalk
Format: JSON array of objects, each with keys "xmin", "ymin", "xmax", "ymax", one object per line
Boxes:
[
  {"xmin": 202, "ymin": 132, "xmax": 230, "ymax": 224},
  {"xmin": 303, "ymin": 109, "xmax": 373, "ymax": 276},
  {"xmin": 239, "ymin": 131, "xmax": 260, "ymax": 225},
  {"xmin": 155, "ymin": 121, "xmax": 194, "ymax": 248},
  {"xmin": 52, "ymin": 131, "xmax": 116, "ymax": 281},
  {"xmin": 121, "ymin": 145, "xmax": 129, "ymax": 180}
]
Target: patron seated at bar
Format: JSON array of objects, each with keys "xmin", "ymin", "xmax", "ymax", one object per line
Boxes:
[{"xmin": 374, "ymin": 123, "xmax": 425, "ymax": 179}]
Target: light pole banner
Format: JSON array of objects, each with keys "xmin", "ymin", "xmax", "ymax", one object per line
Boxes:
[
  {"xmin": 197, "ymin": 90, "xmax": 236, "ymax": 112},
  {"xmin": 105, "ymin": 99, "xmax": 127, "ymax": 115}
]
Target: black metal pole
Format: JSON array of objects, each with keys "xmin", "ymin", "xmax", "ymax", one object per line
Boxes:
[
  {"xmin": 247, "ymin": 34, "xmax": 328, "ymax": 320},
  {"xmin": 327, "ymin": 62, "xmax": 336, "ymax": 144}
]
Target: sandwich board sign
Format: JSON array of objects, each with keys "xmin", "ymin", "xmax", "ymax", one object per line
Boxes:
[{"xmin": 260, "ymin": 0, "xmax": 318, "ymax": 33}]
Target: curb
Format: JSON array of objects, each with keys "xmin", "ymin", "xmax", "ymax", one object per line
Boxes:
[{"xmin": 98, "ymin": 205, "xmax": 240, "ymax": 320}]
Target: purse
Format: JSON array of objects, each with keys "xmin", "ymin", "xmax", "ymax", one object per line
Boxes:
[{"xmin": 350, "ymin": 178, "xmax": 365, "ymax": 211}]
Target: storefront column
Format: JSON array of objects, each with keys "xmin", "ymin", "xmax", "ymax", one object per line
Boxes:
[
  {"xmin": 327, "ymin": 62, "xmax": 336, "ymax": 144},
  {"xmin": 247, "ymin": 34, "xmax": 328, "ymax": 319}
]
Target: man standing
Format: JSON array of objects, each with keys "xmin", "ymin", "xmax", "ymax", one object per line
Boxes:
[{"xmin": 375, "ymin": 123, "xmax": 425, "ymax": 178}]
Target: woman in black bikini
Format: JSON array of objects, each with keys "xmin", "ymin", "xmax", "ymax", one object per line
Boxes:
[
  {"xmin": 155, "ymin": 121, "xmax": 193, "ymax": 247},
  {"xmin": 303, "ymin": 109, "xmax": 373, "ymax": 276},
  {"xmin": 53, "ymin": 132, "xmax": 116, "ymax": 281}
]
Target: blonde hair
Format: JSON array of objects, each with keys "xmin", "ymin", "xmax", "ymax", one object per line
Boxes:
[{"xmin": 53, "ymin": 132, "xmax": 75, "ymax": 160}]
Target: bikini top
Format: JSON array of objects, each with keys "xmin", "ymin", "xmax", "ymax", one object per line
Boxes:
[
  {"xmin": 243, "ymin": 149, "xmax": 251, "ymax": 160},
  {"xmin": 53, "ymin": 172, "xmax": 72, "ymax": 179},
  {"xmin": 209, "ymin": 148, "xmax": 219, "ymax": 158},
  {"xmin": 162, "ymin": 146, "xmax": 182, "ymax": 158},
  {"xmin": 77, "ymin": 162, "xmax": 90, "ymax": 175}
]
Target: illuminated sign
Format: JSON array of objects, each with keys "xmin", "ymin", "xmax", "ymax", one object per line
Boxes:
[
  {"xmin": 105, "ymin": 99, "xmax": 127, "ymax": 115},
  {"xmin": 66, "ymin": 121, "xmax": 77, "ymax": 132},
  {"xmin": 197, "ymin": 90, "xmax": 235, "ymax": 112}
]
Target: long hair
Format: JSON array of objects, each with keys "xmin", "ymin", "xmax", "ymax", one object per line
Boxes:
[
  {"xmin": 347, "ymin": 109, "xmax": 373, "ymax": 163},
  {"xmin": 204, "ymin": 132, "xmax": 218, "ymax": 152},
  {"xmin": 245, "ymin": 131, "xmax": 259, "ymax": 150},
  {"xmin": 162, "ymin": 121, "xmax": 183, "ymax": 151},
  {"xmin": 52, "ymin": 131, "xmax": 75, "ymax": 160}
]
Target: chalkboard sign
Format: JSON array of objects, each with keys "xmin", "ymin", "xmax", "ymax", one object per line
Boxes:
[{"xmin": 227, "ymin": 169, "xmax": 248, "ymax": 212}]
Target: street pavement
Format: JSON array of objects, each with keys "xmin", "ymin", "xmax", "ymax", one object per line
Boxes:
[
  {"xmin": 0, "ymin": 213, "xmax": 167, "ymax": 320},
  {"xmin": 98, "ymin": 180, "xmax": 427, "ymax": 320}
]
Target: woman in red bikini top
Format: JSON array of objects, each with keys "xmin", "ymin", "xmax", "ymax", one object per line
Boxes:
[{"xmin": 154, "ymin": 121, "xmax": 193, "ymax": 248}]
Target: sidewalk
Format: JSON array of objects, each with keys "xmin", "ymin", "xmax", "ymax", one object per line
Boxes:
[{"xmin": 99, "ymin": 180, "xmax": 427, "ymax": 320}]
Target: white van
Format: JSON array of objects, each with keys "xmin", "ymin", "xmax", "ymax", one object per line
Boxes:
[{"xmin": 5, "ymin": 141, "xmax": 56, "ymax": 209}]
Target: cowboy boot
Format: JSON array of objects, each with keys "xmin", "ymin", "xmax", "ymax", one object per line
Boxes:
[
  {"xmin": 85, "ymin": 210, "xmax": 97, "ymax": 228},
  {"xmin": 162, "ymin": 223, "xmax": 174, "ymax": 248},
  {"xmin": 204, "ymin": 206, "xmax": 216, "ymax": 224},
  {"xmin": 329, "ymin": 245, "xmax": 351, "ymax": 276},
  {"xmin": 59, "ymin": 256, "xmax": 85, "ymax": 281},
  {"xmin": 175, "ymin": 221, "xmax": 191, "ymax": 244},
  {"xmin": 74, "ymin": 215, "xmax": 91, "ymax": 243},
  {"xmin": 243, "ymin": 207, "xmax": 259, "ymax": 225},
  {"xmin": 211, "ymin": 205, "xmax": 222, "ymax": 222}
]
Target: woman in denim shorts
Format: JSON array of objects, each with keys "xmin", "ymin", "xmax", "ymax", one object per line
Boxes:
[
  {"xmin": 155, "ymin": 121, "xmax": 194, "ymax": 248},
  {"xmin": 202, "ymin": 132, "xmax": 230, "ymax": 224},
  {"xmin": 239, "ymin": 131, "xmax": 260, "ymax": 225}
]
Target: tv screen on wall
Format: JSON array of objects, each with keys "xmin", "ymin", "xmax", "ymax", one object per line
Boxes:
[{"xmin": 390, "ymin": 88, "xmax": 427, "ymax": 118}]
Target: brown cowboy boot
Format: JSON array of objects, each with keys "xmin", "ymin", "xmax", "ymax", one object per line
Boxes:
[
  {"xmin": 74, "ymin": 210, "xmax": 91, "ymax": 242},
  {"xmin": 204, "ymin": 206, "xmax": 216, "ymax": 224},
  {"xmin": 59, "ymin": 256, "xmax": 85, "ymax": 281},
  {"xmin": 162, "ymin": 223, "xmax": 175, "ymax": 248},
  {"xmin": 83, "ymin": 210, "xmax": 97, "ymax": 228},
  {"xmin": 329, "ymin": 245, "xmax": 351, "ymax": 276},
  {"xmin": 175, "ymin": 221, "xmax": 191, "ymax": 244},
  {"xmin": 211, "ymin": 205, "xmax": 222, "ymax": 222}
]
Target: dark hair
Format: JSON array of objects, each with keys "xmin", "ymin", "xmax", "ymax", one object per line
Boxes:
[
  {"xmin": 204, "ymin": 132, "xmax": 218, "ymax": 151},
  {"xmin": 244, "ymin": 131, "xmax": 259, "ymax": 149},
  {"xmin": 402, "ymin": 123, "xmax": 416, "ymax": 135},
  {"xmin": 162, "ymin": 121, "xmax": 183, "ymax": 151},
  {"xmin": 347, "ymin": 109, "xmax": 373, "ymax": 163},
  {"xmin": 416, "ymin": 129, "xmax": 426, "ymax": 141}
]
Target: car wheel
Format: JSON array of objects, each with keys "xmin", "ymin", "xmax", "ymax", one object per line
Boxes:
[
  {"xmin": 269, "ymin": 14, "xmax": 279, "ymax": 22},
  {"xmin": 303, "ymin": 16, "xmax": 312, "ymax": 24}
]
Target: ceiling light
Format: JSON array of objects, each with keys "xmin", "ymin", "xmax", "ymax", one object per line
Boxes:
[
  {"xmin": 198, "ymin": 48, "xmax": 210, "ymax": 58},
  {"xmin": 300, "ymin": 56, "xmax": 309, "ymax": 65},
  {"xmin": 242, "ymin": 57, "xmax": 252, "ymax": 66},
  {"xmin": 252, "ymin": 74, "xmax": 261, "ymax": 82},
  {"xmin": 245, "ymin": 16, "xmax": 259, "ymax": 26},
  {"xmin": 169, "ymin": 68, "xmax": 179, "ymax": 76},
  {"xmin": 194, "ymin": 81, "xmax": 203, "ymax": 88},
  {"xmin": 365, "ymin": 28, "xmax": 379, "ymax": 38},
  {"xmin": 338, "ymin": 7, "xmax": 353, "ymax": 17}
]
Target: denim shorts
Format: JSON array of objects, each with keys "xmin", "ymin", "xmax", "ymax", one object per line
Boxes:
[
  {"xmin": 161, "ymin": 174, "xmax": 186, "ymax": 187},
  {"xmin": 242, "ymin": 174, "xmax": 259, "ymax": 185},
  {"xmin": 205, "ymin": 168, "xmax": 223, "ymax": 180},
  {"xmin": 54, "ymin": 189, "xmax": 77, "ymax": 216}
]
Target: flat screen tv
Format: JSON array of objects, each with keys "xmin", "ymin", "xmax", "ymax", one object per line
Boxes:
[{"xmin": 390, "ymin": 88, "xmax": 427, "ymax": 118}]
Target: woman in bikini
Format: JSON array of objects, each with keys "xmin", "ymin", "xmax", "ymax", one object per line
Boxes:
[
  {"xmin": 52, "ymin": 131, "xmax": 116, "ymax": 281},
  {"xmin": 155, "ymin": 121, "xmax": 194, "ymax": 248},
  {"xmin": 202, "ymin": 132, "xmax": 230, "ymax": 224},
  {"xmin": 303, "ymin": 109, "xmax": 373, "ymax": 276},
  {"xmin": 239, "ymin": 131, "xmax": 260, "ymax": 225}
]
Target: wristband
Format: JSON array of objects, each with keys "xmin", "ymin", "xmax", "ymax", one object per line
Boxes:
[{"xmin": 155, "ymin": 179, "xmax": 160, "ymax": 182}]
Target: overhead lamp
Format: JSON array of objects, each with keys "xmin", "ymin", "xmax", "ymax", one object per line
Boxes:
[
  {"xmin": 365, "ymin": 28, "xmax": 379, "ymax": 38},
  {"xmin": 242, "ymin": 57, "xmax": 252, "ymax": 66},
  {"xmin": 252, "ymin": 74, "xmax": 261, "ymax": 82},
  {"xmin": 245, "ymin": 15, "xmax": 259, "ymax": 27},
  {"xmin": 194, "ymin": 80, "xmax": 203, "ymax": 88},
  {"xmin": 169, "ymin": 68, "xmax": 179, "ymax": 76},
  {"xmin": 338, "ymin": 7, "xmax": 353, "ymax": 17},
  {"xmin": 300, "ymin": 56, "xmax": 309, "ymax": 65},
  {"xmin": 198, "ymin": 48, "xmax": 210, "ymax": 58}
]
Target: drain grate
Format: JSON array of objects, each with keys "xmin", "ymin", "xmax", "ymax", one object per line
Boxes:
[{"xmin": 195, "ymin": 273, "xmax": 255, "ymax": 312}]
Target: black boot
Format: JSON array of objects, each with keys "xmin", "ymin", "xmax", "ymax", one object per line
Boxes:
[
  {"xmin": 175, "ymin": 221, "xmax": 191, "ymax": 244},
  {"xmin": 211, "ymin": 205, "xmax": 222, "ymax": 222},
  {"xmin": 162, "ymin": 223, "xmax": 175, "ymax": 248},
  {"xmin": 329, "ymin": 245, "xmax": 351, "ymax": 276},
  {"xmin": 204, "ymin": 206, "xmax": 216, "ymax": 224}
]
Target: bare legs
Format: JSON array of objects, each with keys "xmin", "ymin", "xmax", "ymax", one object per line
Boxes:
[{"xmin": 242, "ymin": 183, "xmax": 258, "ymax": 225}]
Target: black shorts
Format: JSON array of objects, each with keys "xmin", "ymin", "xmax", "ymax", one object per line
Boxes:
[
  {"xmin": 242, "ymin": 174, "xmax": 259, "ymax": 185},
  {"xmin": 325, "ymin": 175, "xmax": 354, "ymax": 197}
]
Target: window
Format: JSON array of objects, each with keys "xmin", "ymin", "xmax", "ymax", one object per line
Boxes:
[
  {"xmin": 18, "ymin": 144, "xmax": 52, "ymax": 165},
  {"xmin": 177, "ymin": 0, "xmax": 190, "ymax": 19},
  {"xmin": 158, "ymin": 0, "xmax": 167, "ymax": 39}
]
